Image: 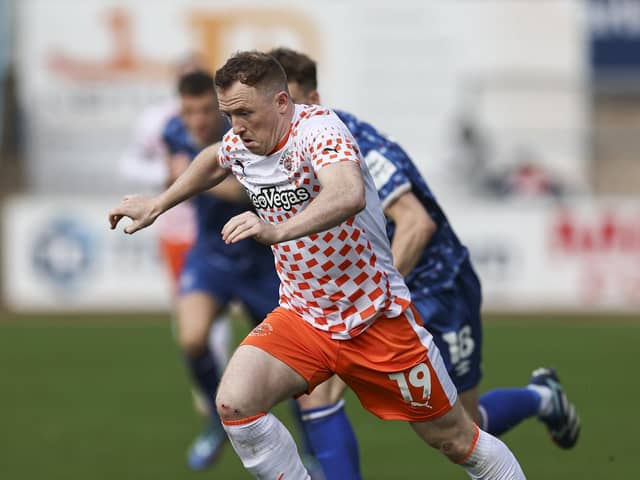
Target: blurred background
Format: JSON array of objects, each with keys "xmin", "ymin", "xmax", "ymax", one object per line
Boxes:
[{"xmin": 0, "ymin": 1, "xmax": 638, "ymax": 479}]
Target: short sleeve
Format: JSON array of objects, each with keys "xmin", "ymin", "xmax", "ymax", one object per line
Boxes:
[
  {"xmin": 303, "ymin": 121, "xmax": 361, "ymax": 172},
  {"xmin": 363, "ymin": 147, "xmax": 411, "ymax": 209}
]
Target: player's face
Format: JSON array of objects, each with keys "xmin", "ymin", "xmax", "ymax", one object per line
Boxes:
[
  {"xmin": 218, "ymin": 81, "xmax": 289, "ymax": 155},
  {"xmin": 287, "ymin": 82, "xmax": 319, "ymax": 105},
  {"xmin": 180, "ymin": 92, "xmax": 220, "ymax": 146}
]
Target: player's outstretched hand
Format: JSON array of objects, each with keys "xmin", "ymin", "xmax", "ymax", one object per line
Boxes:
[
  {"xmin": 222, "ymin": 211, "xmax": 281, "ymax": 245},
  {"xmin": 108, "ymin": 194, "xmax": 159, "ymax": 234}
]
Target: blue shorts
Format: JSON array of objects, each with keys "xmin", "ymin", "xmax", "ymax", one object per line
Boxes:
[
  {"xmin": 411, "ymin": 259, "xmax": 483, "ymax": 392},
  {"xmin": 179, "ymin": 246, "xmax": 280, "ymax": 325}
]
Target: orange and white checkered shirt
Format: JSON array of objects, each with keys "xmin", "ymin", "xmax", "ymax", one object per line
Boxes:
[{"xmin": 219, "ymin": 104, "xmax": 410, "ymax": 339}]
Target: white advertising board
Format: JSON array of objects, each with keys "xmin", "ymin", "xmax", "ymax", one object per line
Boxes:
[
  {"xmin": 2, "ymin": 195, "xmax": 171, "ymax": 312},
  {"xmin": 3, "ymin": 196, "xmax": 639, "ymax": 313},
  {"xmin": 449, "ymin": 198, "xmax": 640, "ymax": 311}
]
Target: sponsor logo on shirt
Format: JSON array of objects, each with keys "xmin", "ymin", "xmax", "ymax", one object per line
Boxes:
[{"xmin": 250, "ymin": 186, "xmax": 310, "ymax": 211}]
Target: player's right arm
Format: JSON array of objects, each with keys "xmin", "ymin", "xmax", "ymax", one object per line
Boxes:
[
  {"xmin": 109, "ymin": 142, "xmax": 227, "ymax": 234},
  {"xmin": 384, "ymin": 192, "xmax": 436, "ymax": 277}
]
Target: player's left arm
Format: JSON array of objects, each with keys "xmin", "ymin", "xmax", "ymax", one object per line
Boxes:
[
  {"xmin": 109, "ymin": 142, "xmax": 227, "ymax": 234},
  {"xmin": 222, "ymin": 161, "xmax": 365, "ymax": 245},
  {"xmin": 384, "ymin": 192, "xmax": 436, "ymax": 277}
]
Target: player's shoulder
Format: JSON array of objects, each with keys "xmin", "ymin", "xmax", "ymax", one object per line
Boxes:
[
  {"xmin": 334, "ymin": 109, "xmax": 361, "ymax": 132},
  {"xmin": 293, "ymin": 105, "xmax": 354, "ymax": 150},
  {"xmin": 294, "ymin": 104, "xmax": 344, "ymax": 131},
  {"xmin": 335, "ymin": 109, "xmax": 390, "ymax": 146}
]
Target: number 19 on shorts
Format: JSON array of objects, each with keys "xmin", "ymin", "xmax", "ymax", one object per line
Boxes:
[{"xmin": 388, "ymin": 363, "xmax": 432, "ymax": 408}]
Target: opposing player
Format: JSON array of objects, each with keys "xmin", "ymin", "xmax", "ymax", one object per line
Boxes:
[
  {"xmin": 110, "ymin": 51, "xmax": 525, "ymax": 479},
  {"xmin": 270, "ymin": 47, "xmax": 580, "ymax": 478},
  {"xmin": 161, "ymin": 70, "xmax": 280, "ymax": 470}
]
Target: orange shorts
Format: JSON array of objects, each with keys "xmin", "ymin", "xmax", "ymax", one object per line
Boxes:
[
  {"xmin": 241, "ymin": 305, "xmax": 457, "ymax": 422},
  {"xmin": 159, "ymin": 238, "xmax": 193, "ymax": 287}
]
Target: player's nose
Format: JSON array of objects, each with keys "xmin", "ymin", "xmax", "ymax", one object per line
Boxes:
[{"xmin": 231, "ymin": 117, "xmax": 246, "ymax": 135}]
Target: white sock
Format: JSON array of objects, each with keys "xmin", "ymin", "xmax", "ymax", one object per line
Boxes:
[
  {"xmin": 527, "ymin": 384, "xmax": 553, "ymax": 417},
  {"xmin": 223, "ymin": 413, "xmax": 310, "ymax": 479},
  {"xmin": 462, "ymin": 427, "xmax": 526, "ymax": 479}
]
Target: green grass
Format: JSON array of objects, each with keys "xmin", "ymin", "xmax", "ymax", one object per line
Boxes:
[{"xmin": 0, "ymin": 312, "xmax": 637, "ymax": 479}]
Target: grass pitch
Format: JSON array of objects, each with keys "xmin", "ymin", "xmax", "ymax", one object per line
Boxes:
[{"xmin": 0, "ymin": 312, "xmax": 636, "ymax": 479}]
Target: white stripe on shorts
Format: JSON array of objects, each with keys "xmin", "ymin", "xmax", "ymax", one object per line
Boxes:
[{"xmin": 403, "ymin": 307, "xmax": 458, "ymax": 407}]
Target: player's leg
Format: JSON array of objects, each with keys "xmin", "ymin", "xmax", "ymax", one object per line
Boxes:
[
  {"xmin": 337, "ymin": 305, "xmax": 525, "ymax": 479},
  {"xmin": 451, "ymin": 265, "xmax": 581, "ymax": 446},
  {"xmin": 296, "ymin": 376, "xmax": 361, "ymax": 480},
  {"xmin": 238, "ymin": 261, "xmax": 341, "ymax": 479},
  {"xmin": 411, "ymin": 402, "xmax": 525, "ymax": 479},
  {"xmin": 217, "ymin": 308, "xmax": 336, "ymax": 479},
  {"xmin": 190, "ymin": 314, "xmax": 232, "ymax": 417},
  {"xmin": 459, "ymin": 386, "xmax": 482, "ymax": 424},
  {"xmin": 240, "ymin": 254, "xmax": 361, "ymax": 480},
  {"xmin": 176, "ymin": 291, "xmax": 228, "ymax": 469},
  {"xmin": 176, "ymin": 292, "xmax": 225, "ymax": 406},
  {"xmin": 176, "ymin": 249, "xmax": 236, "ymax": 470},
  {"xmin": 422, "ymin": 260, "xmax": 547, "ymax": 440}
]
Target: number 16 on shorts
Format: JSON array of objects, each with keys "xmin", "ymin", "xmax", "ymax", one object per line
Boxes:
[{"xmin": 388, "ymin": 363, "xmax": 432, "ymax": 408}]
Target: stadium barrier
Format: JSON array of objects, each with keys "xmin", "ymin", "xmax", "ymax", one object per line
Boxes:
[
  {"xmin": 2, "ymin": 195, "xmax": 640, "ymax": 313},
  {"xmin": 1, "ymin": 195, "xmax": 171, "ymax": 312}
]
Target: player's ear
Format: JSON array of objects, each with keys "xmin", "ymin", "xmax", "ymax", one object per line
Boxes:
[
  {"xmin": 275, "ymin": 90, "xmax": 290, "ymax": 111},
  {"xmin": 309, "ymin": 90, "xmax": 321, "ymax": 105}
]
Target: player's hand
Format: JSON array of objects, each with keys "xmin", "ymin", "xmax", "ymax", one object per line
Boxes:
[
  {"xmin": 222, "ymin": 211, "xmax": 281, "ymax": 245},
  {"xmin": 108, "ymin": 194, "xmax": 159, "ymax": 234}
]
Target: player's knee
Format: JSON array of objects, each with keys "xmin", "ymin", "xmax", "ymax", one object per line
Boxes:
[
  {"xmin": 426, "ymin": 424, "xmax": 476, "ymax": 463},
  {"xmin": 215, "ymin": 386, "xmax": 262, "ymax": 422},
  {"xmin": 178, "ymin": 326, "xmax": 208, "ymax": 355},
  {"xmin": 433, "ymin": 437, "xmax": 470, "ymax": 462},
  {"xmin": 415, "ymin": 402, "xmax": 477, "ymax": 463}
]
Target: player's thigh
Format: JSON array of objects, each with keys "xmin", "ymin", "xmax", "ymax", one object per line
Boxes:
[
  {"xmin": 216, "ymin": 344, "xmax": 308, "ymax": 421},
  {"xmin": 177, "ymin": 249, "xmax": 233, "ymax": 351},
  {"xmin": 410, "ymin": 398, "xmax": 477, "ymax": 462},
  {"xmin": 176, "ymin": 292, "xmax": 224, "ymax": 352},
  {"xmin": 297, "ymin": 375, "xmax": 347, "ymax": 410},
  {"xmin": 234, "ymin": 308, "xmax": 335, "ymax": 411},
  {"xmin": 338, "ymin": 306, "xmax": 457, "ymax": 422}
]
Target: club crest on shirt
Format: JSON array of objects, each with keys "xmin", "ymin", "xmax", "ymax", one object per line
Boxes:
[{"xmin": 278, "ymin": 149, "xmax": 298, "ymax": 175}]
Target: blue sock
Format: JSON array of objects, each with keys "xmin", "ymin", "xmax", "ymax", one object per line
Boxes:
[
  {"xmin": 300, "ymin": 400, "xmax": 362, "ymax": 480},
  {"xmin": 185, "ymin": 347, "xmax": 221, "ymax": 423},
  {"xmin": 289, "ymin": 400, "xmax": 314, "ymax": 456},
  {"xmin": 479, "ymin": 388, "xmax": 541, "ymax": 436}
]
